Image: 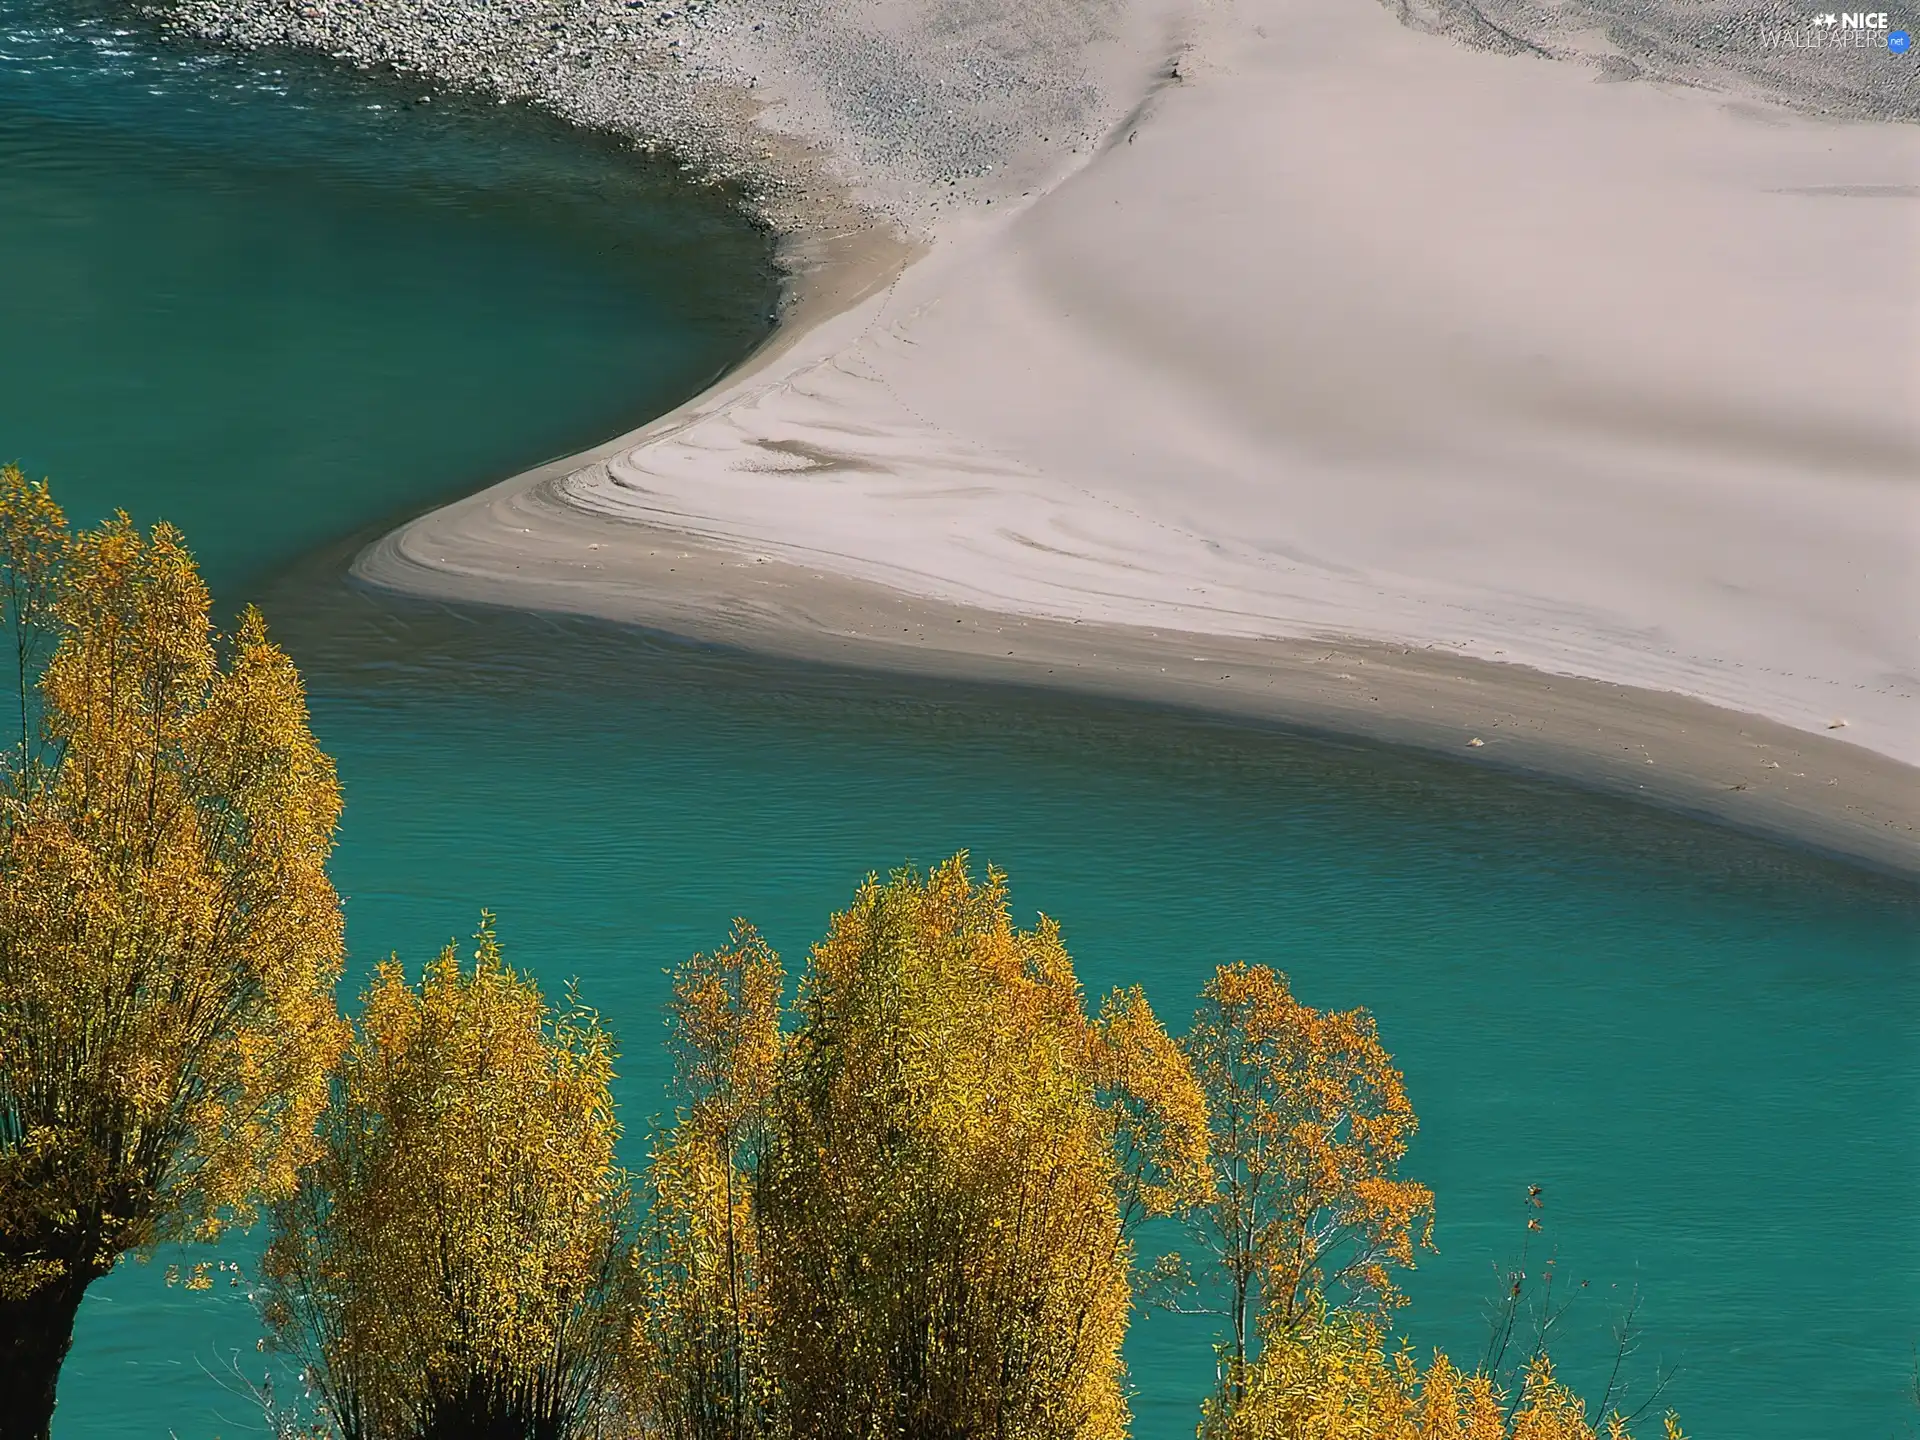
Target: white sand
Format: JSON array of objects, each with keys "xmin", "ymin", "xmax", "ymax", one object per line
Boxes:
[
  {"xmin": 519, "ymin": 0, "xmax": 1920, "ymax": 765},
  {"xmin": 364, "ymin": 0, "xmax": 1920, "ymax": 799}
]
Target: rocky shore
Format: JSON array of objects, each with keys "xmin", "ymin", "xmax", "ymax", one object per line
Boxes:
[
  {"xmin": 153, "ymin": 0, "xmax": 1918, "ymax": 248},
  {"xmin": 155, "ymin": 0, "xmax": 1176, "ymax": 239},
  {"xmin": 170, "ymin": 0, "xmax": 753, "ymax": 188}
]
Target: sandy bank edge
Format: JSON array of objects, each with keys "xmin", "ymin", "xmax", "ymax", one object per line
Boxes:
[
  {"xmin": 355, "ymin": 463, "xmax": 1920, "ymax": 880},
  {"xmin": 322, "ymin": 0, "xmax": 1916, "ymax": 880}
]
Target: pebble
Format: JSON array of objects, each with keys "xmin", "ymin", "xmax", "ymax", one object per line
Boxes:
[{"xmin": 158, "ymin": 0, "xmax": 1155, "ymax": 237}]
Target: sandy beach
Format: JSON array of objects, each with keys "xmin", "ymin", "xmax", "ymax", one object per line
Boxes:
[{"xmin": 331, "ymin": 0, "xmax": 1920, "ymax": 869}]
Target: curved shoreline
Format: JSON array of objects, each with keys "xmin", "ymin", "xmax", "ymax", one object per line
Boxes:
[
  {"xmin": 223, "ymin": 0, "xmax": 1910, "ymax": 874},
  {"xmin": 355, "ymin": 460, "xmax": 1919, "ymax": 877}
]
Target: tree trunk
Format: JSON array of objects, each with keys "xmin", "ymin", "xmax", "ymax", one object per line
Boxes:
[{"xmin": 0, "ymin": 1269, "xmax": 94, "ymax": 1440}]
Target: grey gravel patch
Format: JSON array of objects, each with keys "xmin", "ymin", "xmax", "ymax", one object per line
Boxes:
[
  {"xmin": 1390, "ymin": 0, "xmax": 1550, "ymax": 57},
  {"xmin": 1378, "ymin": 0, "xmax": 1920, "ymax": 121},
  {"xmin": 139, "ymin": 0, "xmax": 1913, "ymax": 280},
  {"xmin": 143, "ymin": 0, "xmax": 1167, "ymax": 242}
]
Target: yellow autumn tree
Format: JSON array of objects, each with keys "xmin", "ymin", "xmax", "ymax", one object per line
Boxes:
[
  {"xmin": 0, "ymin": 470, "xmax": 346, "ymax": 1440},
  {"xmin": 259, "ymin": 917, "xmax": 640, "ymax": 1440},
  {"xmin": 1179, "ymin": 967, "xmax": 1683, "ymax": 1440},
  {"xmin": 1198, "ymin": 1305, "xmax": 1687, "ymax": 1440},
  {"xmin": 637, "ymin": 920, "xmax": 784, "ymax": 1440},
  {"xmin": 640, "ymin": 855, "xmax": 1210, "ymax": 1440},
  {"xmin": 1176, "ymin": 963, "xmax": 1434, "ymax": 1407}
]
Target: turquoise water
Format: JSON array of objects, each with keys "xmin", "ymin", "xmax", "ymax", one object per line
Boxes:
[
  {"xmin": 0, "ymin": 0, "xmax": 775, "ymax": 595},
  {"xmin": 3, "ymin": 6, "xmax": 1916, "ymax": 1439}
]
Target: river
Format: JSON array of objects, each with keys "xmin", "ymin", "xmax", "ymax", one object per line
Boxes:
[{"xmin": 2, "ymin": 4, "xmax": 1915, "ymax": 1436}]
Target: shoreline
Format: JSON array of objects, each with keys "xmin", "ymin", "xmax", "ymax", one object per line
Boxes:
[
  {"xmin": 354, "ymin": 470, "xmax": 1920, "ymax": 879},
  {"xmin": 166, "ymin": 0, "xmax": 1919, "ymax": 873}
]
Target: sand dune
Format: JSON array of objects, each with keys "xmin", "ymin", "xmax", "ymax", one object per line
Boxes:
[{"xmin": 360, "ymin": 0, "xmax": 1920, "ymax": 858}]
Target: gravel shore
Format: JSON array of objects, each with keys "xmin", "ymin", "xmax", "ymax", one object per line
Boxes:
[
  {"xmin": 153, "ymin": 0, "xmax": 1917, "ymax": 248},
  {"xmin": 157, "ymin": 0, "xmax": 1181, "ymax": 238},
  {"xmin": 1404, "ymin": 0, "xmax": 1919, "ymax": 121}
]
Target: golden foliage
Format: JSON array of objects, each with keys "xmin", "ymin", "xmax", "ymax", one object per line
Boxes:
[
  {"xmin": 0, "ymin": 467, "xmax": 66, "ymax": 755},
  {"xmin": 763, "ymin": 857, "xmax": 1131, "ymax": 1440},
  {"xmin": 1199, "ymin": 1309, "xmax": 1686, "ymax": 1440},
  {"xmin": 0, "ymin": 467, "xmax": 1689, "ymax": 1440},
  {"xmin": 1093, "ymin": 984, "xmax": 1214, "ymax": 1228},
  {"xmin": 260, "ymin": 917, "xmax": 638, "ymax": 1440},
  {"xmin": 1180, "ymin": 961, "xmax": 1434, "ymax": 1379},
  {"xmin": 641, "ymin": 855, "xmax": 1208, "ymax": 1440},
  {"xmin": 0, "ymin": 477, "xmax": 346, "ymax": 1294},
  {"xmin": 639, "ymin": 921, "xmax": 785, "ymax": 1440}
]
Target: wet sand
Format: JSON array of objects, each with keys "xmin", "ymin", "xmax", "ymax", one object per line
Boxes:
[
  {"xmin": 357, "ymin": 468, "xmax": 1918, "ymax": 875},
  {"xmin": 347, "ymin": 0, "xmax": 1919, "ymax": 872}
]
